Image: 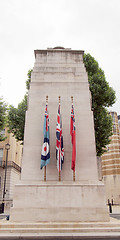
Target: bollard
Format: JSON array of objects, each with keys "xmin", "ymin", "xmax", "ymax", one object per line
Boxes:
[
  {"xmin": 109, "ymin": 203, "xmax": 112, "ymax": 213},
  {"xmin": 6, "ymin": 215, "xmax": 10, "ymax": 221}
]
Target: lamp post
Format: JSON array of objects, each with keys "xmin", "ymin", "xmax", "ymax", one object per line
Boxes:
[{"xmin": 2, "ymin": 143, "xmax": 10, "ymax": 213}]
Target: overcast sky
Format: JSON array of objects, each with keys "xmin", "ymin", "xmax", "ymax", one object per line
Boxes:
[{"xmin": 0, "ymin": 0, "xmax": 120, "ymax": 114}]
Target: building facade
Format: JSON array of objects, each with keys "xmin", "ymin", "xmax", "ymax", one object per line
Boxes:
[
  {"xmin": 102, "ymin": 112, "xmax": 120, "ymax": 204},
  {"xmin": 0, "ymin": 128, "xmax": 22, "ymax": 213}
]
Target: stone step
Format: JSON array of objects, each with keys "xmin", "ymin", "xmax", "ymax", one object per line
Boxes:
[
  {"xmin": 1, "ymin": 222, "xmax": 120, "ymax": 229},
  {"xmin": 1, "ymin": 227, "xmax": 120, "ymax": 234},
  {"xmin": 1, "ymin": 222, "xmax": 120, "ymax": 238}
]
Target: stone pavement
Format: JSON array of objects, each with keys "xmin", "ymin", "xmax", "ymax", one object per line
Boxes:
[
  {"xmin": 108, "ymin": 205, "xmax": 120, "ymax": 220},
  {"xmin": 110, "ymin": 205, "xmax": 120, "ymax": 213}
]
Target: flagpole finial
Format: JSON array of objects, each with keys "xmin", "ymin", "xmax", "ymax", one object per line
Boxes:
[
  {"xmin": 71, "ymin": 96, "xmax": 73, "ymax": 104},
  {"xmin": 59, "ymin": 96, "xmax": 61, "ymax": 104},
  {"xmin": 46, "ymin": 95, "xmax": 48, "ymax": 104}
]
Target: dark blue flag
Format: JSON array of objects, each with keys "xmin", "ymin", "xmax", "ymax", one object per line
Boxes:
[{"xmin": 40, "ymin": 105, "xmax": 50, "ymax": 169}]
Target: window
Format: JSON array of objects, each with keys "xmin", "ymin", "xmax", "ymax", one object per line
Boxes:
[
  {"xmin": 113, "ymin": 124, "xmax": 116, "ymax": 134},
  {"xmin": 0, "ymin": 148, "xmax": 3, "ymax": 162},
  {"xmin": 111, "ymin": 112, "xmax": 115, "ymax": 123},
  {"xmin": 118, "ymin": 119, "xmax": 120, "ymax": 127},
  {"xmin": 0, "ymin": 177, "xmax": 1, "ymax": 189}
]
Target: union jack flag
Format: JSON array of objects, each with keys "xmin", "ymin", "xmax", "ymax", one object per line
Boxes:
[
  {"xmin": 56, "ymin": 104, "xmax": 64, "ymax": 172},
  {"xmin": 40, "ymin": 105, "xmax": 50, "ymax": 169},
  {"xmin": 70, "ymin": 104, "xmax": 76, "ymax": 171}
]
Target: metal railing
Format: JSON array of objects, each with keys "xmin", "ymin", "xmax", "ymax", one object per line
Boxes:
[{"xmin": 0, "ymin": 161, "xmax": 21, "ymax": 172}]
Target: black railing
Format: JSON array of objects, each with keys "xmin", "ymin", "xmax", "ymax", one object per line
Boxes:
[{"xmin": 0, "ymin": 161, "xmax": 21, "ymax": 172}]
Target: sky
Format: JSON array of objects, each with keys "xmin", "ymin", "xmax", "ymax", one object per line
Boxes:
[{"xmin": 0, "ymin": 0, "xmax": 120, "ymax": 114}]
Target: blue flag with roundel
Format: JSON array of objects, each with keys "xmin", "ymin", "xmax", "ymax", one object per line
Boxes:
[{"xmin": 40, "ymin": 105, "xmax": 50, "ymax": 169}]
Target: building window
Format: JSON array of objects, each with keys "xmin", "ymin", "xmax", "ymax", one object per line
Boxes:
[
  {"xmin": 111, "ymin": 112, "xmax": 115, "ymax": 123},
  {"xmin": 0, "ymin": 177, "xmax": 1, "ymax": 189},
  {"xmin": 113, "ymin": 124, "xmax": 116, "ymax": 134},
  {"xmin": 0, "ymin": 148, "xmax": 3, "ymax": 162},
  {"xmin": 118, "ymin": 117, "xmax": 120, "ymax": 131}
]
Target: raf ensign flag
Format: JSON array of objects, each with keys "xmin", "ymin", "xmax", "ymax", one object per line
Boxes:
[
  {"xmin": 70, "ymin": 104, "xmax": 76, "ymax": 171},
  {"xmin": 40, "ymin": 105, "xmax": 50, "ymax": 169},
  {"xmin": 56, "ymin": 104, "xmax": 64, "ymax": 172}
]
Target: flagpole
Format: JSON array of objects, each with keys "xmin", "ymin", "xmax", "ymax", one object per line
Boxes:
[
  {"xmin": 71, "ymin": 96, "xmax": 76, "ymax": 182},
  {"xmin": 59, "ymin": 172, "xmax": 61, "ymax": 181},
  {"xmin": 71, "ymin": 96, "xmax": 73, "ymax": 105},
  {"xmin": 44, "ymin": 166, "xmax": 46, "ymax": 181},
  {"xmin": 73, "ymin": 170, "xmax": 75, "ymax": 181},
  {"xmin": 43, "ymin": 95, "xmax": 48, "ymax": 182},
  {"xmin": 46, "ymin": 95, "xmax": 48, "ymax": 105}
]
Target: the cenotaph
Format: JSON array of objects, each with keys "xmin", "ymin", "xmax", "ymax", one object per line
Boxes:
[{"xmin": 10, "ymin": 47, "xmax": 109, "ymax": 222}]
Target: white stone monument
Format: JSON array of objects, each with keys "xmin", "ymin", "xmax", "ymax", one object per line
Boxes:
[{"xmin": 11, "ymin": 47, "xmax": 109, "ymax": 222}]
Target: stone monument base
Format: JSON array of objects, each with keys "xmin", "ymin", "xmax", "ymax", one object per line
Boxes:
[{"xmin": 10, "ymin": 181, "xmax": 109, "ymax": 222}]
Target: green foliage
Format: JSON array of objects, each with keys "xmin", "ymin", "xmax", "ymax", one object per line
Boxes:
[
  {"xmin": 8, "ymin": 68, "xmax": 33, "ymax": 142},
  {"xmin": 94, "ymin": 108, "xmax": 113, "ymax": 156},
  {"xmin": 83, "ymin": 53, "xmax": 116, "ymax": 156},
  {"xmin": 0, "ymin": 98, "xmax": 7, "ymax": 141},
  {"xmin": 26, "ymin": 69, "xmax": 33, "ymax": 90},
  {"xmin": 7, "ymin": 95, "xmax": 27, "ymax": 142}
]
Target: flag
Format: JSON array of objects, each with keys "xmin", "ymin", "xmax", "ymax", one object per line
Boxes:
[
  {"xmin": 56, "ymin": 103, "xmax": 64, "ymax": 172},
  {"xmin": 70, "ymin": 104, "xmax": 76, "ymax": 171},
  {"xmin": 40, "ymin": 105, "xmax": 50, "ymax": 169}
]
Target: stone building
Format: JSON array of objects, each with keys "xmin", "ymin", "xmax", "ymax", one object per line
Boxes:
[
  {"xmin": 0, "ymin": 128, "xmax": 22, "ymax": 212},
  {"xmin": 102, "ymin": 112, "xmax": 120, "ymax": 204}
]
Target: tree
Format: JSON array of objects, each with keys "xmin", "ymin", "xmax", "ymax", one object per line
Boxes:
[
  {"xmin": 7, "ymin": 95, "xmax": 27, "ymax": 142},
  {"xmin": 26, "ymin": 69, "xmax": 33, "ymax": 91},
  {"xmin": 83, "ymin": 53, "xmax": 116, "ymax": 156},
  {"xmin": 0, "ymin": 98, "xmax": 7, "ymax": 141},
  {"xmin": 7, "ymin": 69, "xmax": 33, "ymax": 143}
]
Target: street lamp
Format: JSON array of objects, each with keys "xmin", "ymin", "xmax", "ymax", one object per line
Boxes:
[{"xmin": 2, "ymin": 143, "xmax": 10, "ymax": 213}]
